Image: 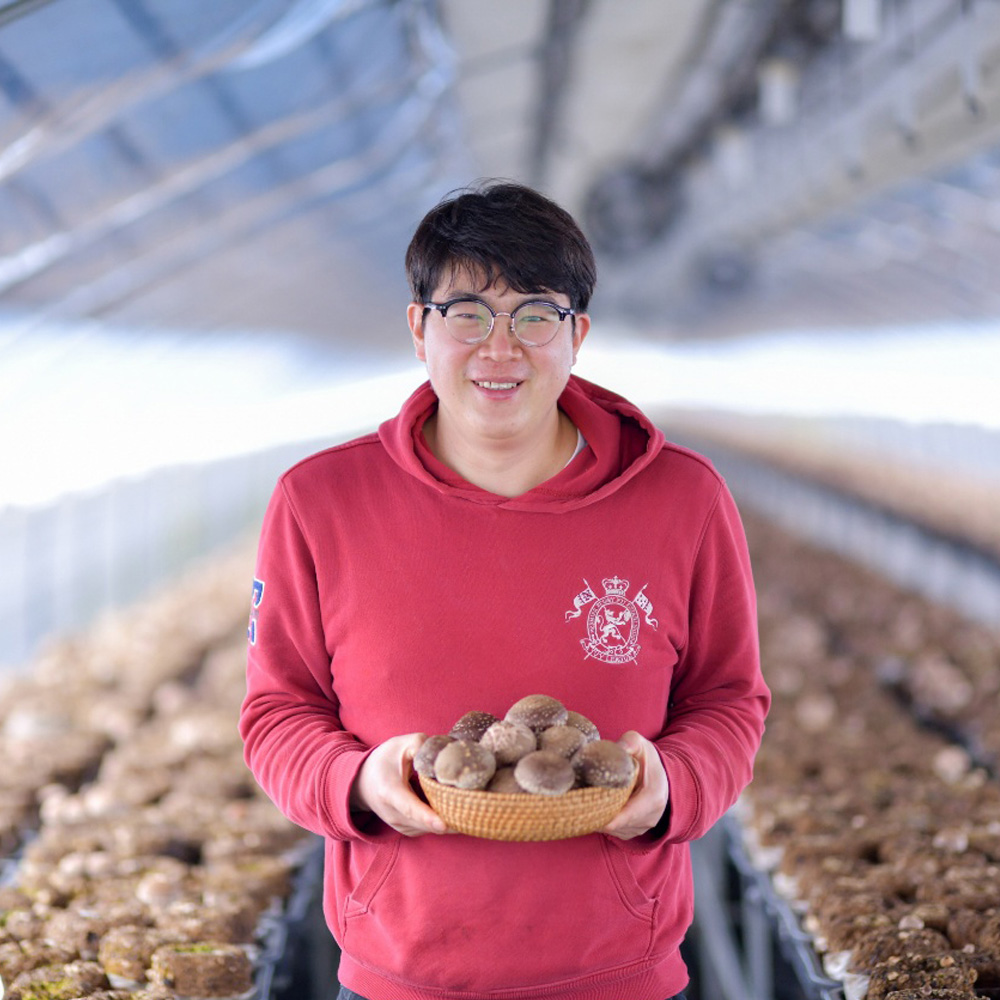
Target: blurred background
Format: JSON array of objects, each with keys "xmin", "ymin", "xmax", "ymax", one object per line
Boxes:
[{"xmin": 1, "ymin": 2, "xmax": 999, "ymax": 999}]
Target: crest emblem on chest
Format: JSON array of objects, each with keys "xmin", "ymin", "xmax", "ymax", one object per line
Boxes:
[{"xmin": 565, "ymin": 576, "xmax": 658, "ymax": 664}]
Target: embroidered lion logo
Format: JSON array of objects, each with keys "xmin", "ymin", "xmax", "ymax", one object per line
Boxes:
[{"xmin": 565, "ymin": 576, "xmax": 657, "ymax": 664}]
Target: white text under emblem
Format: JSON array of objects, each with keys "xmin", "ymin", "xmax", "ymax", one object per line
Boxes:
[{"xmin": 565, "ymin": 576, "xmax": 658, "ymax": 664}]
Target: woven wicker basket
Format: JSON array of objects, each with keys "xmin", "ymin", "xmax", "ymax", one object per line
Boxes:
[{"xmin": 418, "ymin": 769, "xmax": 638, "ymax": 842}]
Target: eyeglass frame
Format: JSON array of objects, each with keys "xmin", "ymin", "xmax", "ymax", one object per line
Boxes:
[{"xmin": 422, "ymin": 296, "xmax": 576, "ymax": 347}]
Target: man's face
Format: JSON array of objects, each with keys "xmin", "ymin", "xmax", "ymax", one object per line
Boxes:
[{"xmin": 407, "ymin": 269, "xmax": 589, "ymax": 452}]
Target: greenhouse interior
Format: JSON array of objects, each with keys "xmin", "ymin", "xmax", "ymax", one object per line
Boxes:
[{"xmin": 1, "ymin": 1, "xmax": 999, "ymax": 999}]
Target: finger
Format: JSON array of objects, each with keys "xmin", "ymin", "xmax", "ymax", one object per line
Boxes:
[
  {"xmin": 396, "ymin": 810, "xmax": 448, "ymax": 837},
  {"xmin": 602, "ymin": 733, "xmax": 665, "ymax": 839},
  {"xmin": 412, "ymin": 802, "xmax": 448, "ymax": 835},
  {"xmin": 401, "ymin": 737, "xmax": 450, "ymax": 833},
  {"xmin": 601, "ymin": 782, "xmax": 643, "ymax": 839},
  {"xmin": 396, "ymin": 776, "xmax": 449, "ymax": 835},
  {"xmin": 382, "ymin": 797, "xmax": 445, "ymax": 837},
  {"xmin": 617, "ymin": 729, "xmax": 644, "ymax": 755},
  {"xmin": 617, "ymin": 731, "xmax": 647, "ymax": 788},
  {"xmin": 400, "ymin": 734, "xmax": 427, "ymax": 774},
  {"xmin": 602, "ymin": 792, "xmax": 658, "ymax": 840}
]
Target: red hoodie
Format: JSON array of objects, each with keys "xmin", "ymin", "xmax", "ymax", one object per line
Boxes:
[{"xmin": 240, "ymin": 375, "xmax": 769, "ymax": 1000}]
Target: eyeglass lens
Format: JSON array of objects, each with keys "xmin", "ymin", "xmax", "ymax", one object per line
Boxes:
[{"xmin": 443, "ymin": 300, "xmax": 563, "ymax": 347}]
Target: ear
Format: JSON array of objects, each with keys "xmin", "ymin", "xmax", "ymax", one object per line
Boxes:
[
  {"xmin": 570, "ymin": 312, "xmax": 590, "ymax": 365},
  {"xmin": 407, "ymin": 302, "xmax": 427, "ymax": 362}
]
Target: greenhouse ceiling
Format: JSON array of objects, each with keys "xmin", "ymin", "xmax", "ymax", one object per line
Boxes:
[{"xmin": 3, "ymin": 0, "xmax": 1000, "ymax": 366}]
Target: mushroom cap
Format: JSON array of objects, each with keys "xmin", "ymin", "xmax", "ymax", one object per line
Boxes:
[
  {"xmin": 480, "ymin": 720, "xmax": 537, "ymax": 765},
  {"xmin": 486, "ymin": 766, "xmax": 525, "ymax": 794},
  {"xmin": 504, "ymin": 694, "xmax": 568, "ymax": 734},
  {"xmin": 565, "ymin": 710, "xmax": 600, "ymax": 743},
  {"xmin": 434, "ymin": 740, "xmax": 496, "ymax": 790},
  {"xmin": 538, "ymin": 724, "xmax": 586, "ymax": 759},
  {"xmin": 573, "ymin": 739, "xmax": 636, "ymax": 788},
  {"xmin": 412, "ymin": 734, "xmax": 455, "ymax": 778},
  {"xmin": 514, "ymin": 750, "xmax": 576, "ymax": 796},
  {"xmin": 449, "ymin": 710, "xmax": 500, "ymax": 742}
]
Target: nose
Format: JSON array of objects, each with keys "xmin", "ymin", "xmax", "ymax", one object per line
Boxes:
[{"xmin": 477, "ymin": 311, "xmax": 522, "ymax": 358}]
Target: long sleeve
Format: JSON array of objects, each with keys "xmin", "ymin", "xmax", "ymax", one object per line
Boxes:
[
  {"xmin": 239, "ymin": 482, "xmax": 373, "ymax": 842},
  {"xmin": 657, "ymin": 482, "xmax": 770, "ymax": 843}
]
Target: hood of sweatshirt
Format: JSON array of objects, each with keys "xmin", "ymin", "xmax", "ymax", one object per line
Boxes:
[{"xmin": 377, "ymin": 374, "xmax": 666, "ymax": 512}]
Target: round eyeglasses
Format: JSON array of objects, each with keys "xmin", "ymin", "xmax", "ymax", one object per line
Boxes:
[{"xmin": 423, "ymin": 297, "xmax": 575, "ymax": 348}]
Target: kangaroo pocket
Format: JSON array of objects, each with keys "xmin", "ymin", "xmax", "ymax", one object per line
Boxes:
[{"xmin": 338, "ymin": 833, "xmax": 657, "ymax": 992}]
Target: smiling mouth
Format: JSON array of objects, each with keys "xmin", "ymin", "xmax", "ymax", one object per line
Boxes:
[{"xmin": 474, "ymin": 380, "xmax": 519, "ymax": 390}]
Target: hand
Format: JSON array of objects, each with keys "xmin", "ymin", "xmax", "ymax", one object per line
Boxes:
[
  {"xmin": 350, "ymin": 733, "xmax": 449, "ymax": 837},
  {"xmin": 600, "ymin": 730, "xmax": 669, "ymax": 841}
]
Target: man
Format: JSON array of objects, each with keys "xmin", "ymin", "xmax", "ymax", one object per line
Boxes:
[{"xmin": 240, "ymin": 181, "xmax": 769, "ymax": 1000}]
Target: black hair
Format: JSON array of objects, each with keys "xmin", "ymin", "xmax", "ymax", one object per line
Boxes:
[{"xmin": 405, "ymin": 180, "xmax": 597, "ymax": 312}]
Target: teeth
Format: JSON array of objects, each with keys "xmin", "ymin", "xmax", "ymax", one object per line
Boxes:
[{"xmin": 476, "ymin": 381, "xmax": 517, "ymax": 389}]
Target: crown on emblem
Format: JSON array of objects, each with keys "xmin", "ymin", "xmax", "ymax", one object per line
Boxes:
[{"xmin": 602, "ymin": 576, "xmax": 629, "ymax": 596}]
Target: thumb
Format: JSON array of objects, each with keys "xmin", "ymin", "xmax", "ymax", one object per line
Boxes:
[
  {"xmin": 401, "ymin": 733, "xmax": 429, "ymax": 775},
  {"xmin": 617, "ymin": 730, "xmax": 645, "ymax": 782},
  {"xmin": 617, "ymin": 729, "xmax": 644, "ymax": 758}
]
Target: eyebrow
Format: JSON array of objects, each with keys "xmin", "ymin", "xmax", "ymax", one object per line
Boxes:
[{"xmin": 440, "ymin": 290, "xmax": 562, "ymax": 304}]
